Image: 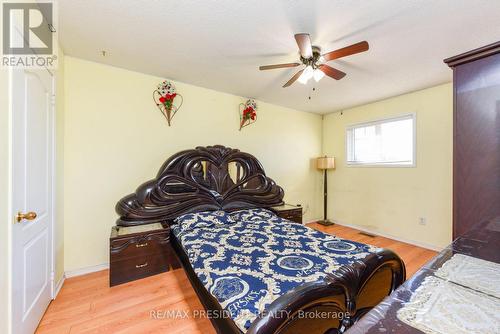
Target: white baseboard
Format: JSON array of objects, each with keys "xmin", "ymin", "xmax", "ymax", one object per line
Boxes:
[
  {"xmin": 53, "ymin": 274, "xmax": 65, "ymax": 299},
  {"xmin": 306, "ymin": 220, "xmax": 443, "ymax": 252},
  {"xmin": 65, "ymin": 263, "xmax": 109, "ymax": 278}
]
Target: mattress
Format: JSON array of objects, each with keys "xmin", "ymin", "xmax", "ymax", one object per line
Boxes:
[{"xmin": 171, "ymin": 208, "xmax": 379, "ymax": 332}]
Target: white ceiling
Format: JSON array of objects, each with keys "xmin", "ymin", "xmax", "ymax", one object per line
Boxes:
[{"xmin": 58, "ymin": 0, "xmax": 500, "ymax": 114}]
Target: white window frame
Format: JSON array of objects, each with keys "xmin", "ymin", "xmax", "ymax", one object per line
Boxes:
[{"xmin": 345, "ymin": 113, "xmax": 416, "ymax": 167}]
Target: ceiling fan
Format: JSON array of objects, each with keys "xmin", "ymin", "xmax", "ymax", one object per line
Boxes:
[{"xmin": 259, "ymin": 33, "xmax": 369, "ymax": 88}]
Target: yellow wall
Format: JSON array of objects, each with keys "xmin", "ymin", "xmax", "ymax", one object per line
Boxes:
[
  {"xmin": 322, "ymin": 83, "xmax": 453, "ymax": 249},
  {"xmin": 0, "ymin": 68, "xmax": 11, "ymax": 334},
  {"xmin": 63, "ymin": 57, "xmax": 323, "ymax": 271}
]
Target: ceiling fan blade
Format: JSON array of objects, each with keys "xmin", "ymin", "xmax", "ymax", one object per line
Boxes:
[
  {"xmin": 259, "ymin": 63, "xmax": 301, "ymax": 70},
  {"xmin": 283, "ymin": 69, "xmax": 304, "ymax": 88},
  {"xmin": 294, "ymin": 33, "xmax": 313, "ymax": 59},
  {"xmin": 318, "ymin": 64, "xmax": 346, "ymax": 80},
  {"xmin": 322, "ymin": 41, "xmax": 369, "ymax": 62}
]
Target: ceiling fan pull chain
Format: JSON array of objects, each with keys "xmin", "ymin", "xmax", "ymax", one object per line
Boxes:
[{"xmin": 308, "ymin": 86, "xmax": 314, "ymax": 100}]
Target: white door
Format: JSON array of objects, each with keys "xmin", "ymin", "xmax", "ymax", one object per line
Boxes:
[{"xmin": 11, "ymin": 66, "xmax": 55, "ymax": 334}]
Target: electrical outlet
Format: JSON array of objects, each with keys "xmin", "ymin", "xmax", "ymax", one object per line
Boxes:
[{"xmin": 419, "ymin": 217, "xmax": 427, "ymax": 225}]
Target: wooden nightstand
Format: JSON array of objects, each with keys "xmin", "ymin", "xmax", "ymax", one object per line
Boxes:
[
  {"xmin": 271, "ymin": 204, "xmax": 303, "ymax": 224},
  {"xmin": 109, "ymin": 223, "xmax": 180, "ymax": 286}
]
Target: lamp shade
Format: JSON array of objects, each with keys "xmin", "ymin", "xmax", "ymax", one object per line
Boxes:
[{"xmin": 317, "ymin": 156, "xmax": 335, "ymax": 170}]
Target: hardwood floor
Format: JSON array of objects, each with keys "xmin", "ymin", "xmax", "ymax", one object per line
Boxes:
[
  {"xmin": 36, "ymin": 224, "xmax": 437, "ymax": 334},
  {"xmin": 309, "ymin": 223, "xmax": 438, "ymax": 277}
]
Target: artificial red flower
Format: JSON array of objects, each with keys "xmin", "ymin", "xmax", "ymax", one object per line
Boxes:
[
  {"xmin": 165, "ymin": 93, "xmax": 177, "ymax": 100},
  {"xmin": 243, "ymin": 107, "xmax": 255, "ymax": 119},
  {"xmin": 159, "ymin": 93, "xmax": 177, "ymax": 104}
]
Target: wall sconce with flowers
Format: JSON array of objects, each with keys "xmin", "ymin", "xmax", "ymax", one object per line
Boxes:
[
  {"xmin": 153, "ymin": 80, "xmax": 183, "ymax": 126},
  {"xmin": 239, "ymin": 99, "xmax": 257, "ymax": 131}
]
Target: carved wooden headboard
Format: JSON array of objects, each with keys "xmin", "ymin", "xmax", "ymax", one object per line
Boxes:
[{"xmin": 115, "ymin": 145, "xmax": 284, "ymax": 226}]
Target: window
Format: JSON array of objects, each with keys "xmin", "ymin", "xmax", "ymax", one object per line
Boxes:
[{"xmin": 346, "ymin": 114, "xmax": 415, "ymax": 166}]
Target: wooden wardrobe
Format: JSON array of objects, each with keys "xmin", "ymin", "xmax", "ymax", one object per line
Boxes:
[{"xmin": 444, "ymin": 42, "xmax": 500, "ymax": 239}]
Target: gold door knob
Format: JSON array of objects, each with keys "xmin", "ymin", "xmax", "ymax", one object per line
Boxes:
[{"xmin": 16, "ymin": 211, "xmax": 37, "ymax": 223}]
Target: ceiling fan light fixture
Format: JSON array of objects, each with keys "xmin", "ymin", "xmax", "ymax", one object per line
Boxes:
[
  {"xmin": 298, "ymin": 66, "xmax": 314, "ymax": 84},
  {"xmin": 313, "ymin": 68, "xmax": 325, "ymax": 82},
  {"xmin": 259, "ymin": 34, "xmax": 369, "ymax": 88}
]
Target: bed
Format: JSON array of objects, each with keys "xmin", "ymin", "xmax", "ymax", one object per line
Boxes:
[{"xmin": 115, "ymin": 145, "xmax": 406, "ymax": 334}]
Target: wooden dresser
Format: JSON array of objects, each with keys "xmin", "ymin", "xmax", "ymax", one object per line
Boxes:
[
  {"xmin": 444, "ymin": 42, "xmax": 500, "ymax": 239},
  {"xmin": 271, "ymin": 204, "xmax": 303, "ymax": 224},
  {"xmin": 109, "ymin": 224, "xmax": 180, "ymax": 286}
]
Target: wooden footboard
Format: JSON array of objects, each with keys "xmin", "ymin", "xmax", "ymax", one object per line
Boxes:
[{"xmin": 246, "ymin": 249, "xmax": 406, "ymax": 334}]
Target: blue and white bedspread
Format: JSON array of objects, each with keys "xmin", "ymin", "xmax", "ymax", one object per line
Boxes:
[{"xmin": 171, "ymin": 208, "xmax": 379, "ymax": 332}]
